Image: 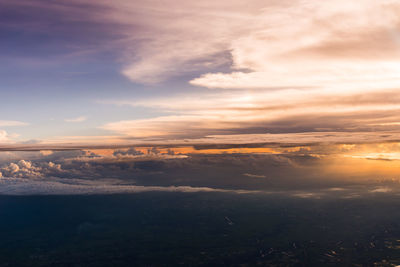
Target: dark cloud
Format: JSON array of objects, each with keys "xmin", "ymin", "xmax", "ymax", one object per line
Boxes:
[
  {"xmin": 113, "ymin": 148, "xmax": 144, "ymax": 157},
  {"xmin": 1, "ymin": 144, "xmax": 400, "ymax": 196},
  {"xmin": 0, "ymin": 150, "xmax": 334, "ymax": 190}
]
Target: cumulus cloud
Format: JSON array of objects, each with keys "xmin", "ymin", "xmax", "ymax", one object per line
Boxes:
[
  {"xmin": 0, "ymin": 146, "xmax": 400, "ymax": 195},
  {"xmin": 0, "ymin": 160, "xmax": 63, "ymax": 178},
  {"xmin": 113, "ymin": 148, "xmax": 144, "ymax": 157}
]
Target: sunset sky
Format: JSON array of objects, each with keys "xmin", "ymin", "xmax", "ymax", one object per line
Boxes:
[
  {"xmin": 4, "ymin": 3, "xmax": 400, "ymax": 266},
  {"xmin": 1, "ymin": 0, "xmax": 400, "ymax": 149}
]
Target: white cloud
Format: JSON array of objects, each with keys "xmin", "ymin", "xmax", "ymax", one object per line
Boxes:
[
  {"xmin": 0, "ymin": 160, "xmax": 63, "ymax": 178},
  {"xmin": 65, "ymin": 116, "xmax": 87, "ymax": 123}
]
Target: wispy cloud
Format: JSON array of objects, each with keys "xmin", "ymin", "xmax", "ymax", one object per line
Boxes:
[
  {"xmin": 189, "ymin": 1, "xmax": 400, "ymax": 91},
  {"xmin": 0, "ymin": 177, "xmax": 251, "ymax": 195},
  {"xmin": 86, "ymin": 0, "xmax": 400, "ymax": 140},
  {"xmin": 0, "ymin": 120, "xmax": 29, "ymax": 127},
  {"xmin": 65, "ymin": 116, "xmax": 87, "ymax": 123},
  {"xmin": 243, "ymin": 173, "xmax": 266, "ymax": 179},
  {"xmin": 100, "ymin": 88, "xmax": 400, "ymax": 139},
  {"xmin": 57, "ymin": 0, "xmax": 400, "ymax": 91}
]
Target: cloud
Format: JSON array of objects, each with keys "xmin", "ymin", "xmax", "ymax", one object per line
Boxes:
[
  {"xmin": 93, "ymin": 0, "xmax": 400, "ymax": 90},
  {"xmin": 0, "ymin": 177, "xmax": 254, "ymax": 195},
  {"xmin": 101, "ymin": 88, "xmax": 400, "ymax": 138},
  {"xmin": 95, "ymin": 0, "xmax": 264, "ymax": 83},
  {"xmin": 0, "ymin": 120, "xmax": 29, "ymax": 127},
  {"xmin": 0, "ymin": 0, "xmax": 283, "ymax": 84},
  {"xmin": 0, "ymin": 176, "xmax": 399, "ymax": 198},
  {"xmin": 65, "ymin": 116, "xmax": 87, "ymax": 123},
  {"xmin": 243, "ymin": 173, "xmax": 266, "ymax": 179},
  {"xmin": 370, "ymin": 187, "xmax": 392, "ymax": 193},
  {"xmin": 3, "ymin": 0, "xmax": 400, "ymax": 90},
  {"xmin": 91, "ymin": 0, "xmax": 400, "ymax": 141},
  {"xmin": 37, "ymin": 0, "xmax": 400, "ymax": 90},
  {"xmin": 189, "ymin": 0, "xmax": 400, "ymax": 90},
  {"xmin": 1, "ymin": 146, "xmax": 400, "ymax": 196},
  {"xmin": 0, "ymin": 130, "xmax": 9, "ymax": 142},
  {"xmin": 101, "ymin": 115, "xmax": 248, "ymax": 138},
  {"xmin": 0, "ymin": 130, "xmax": 21, "ymax": 144},
  {"xmin": 3, "ymin": 131, "xmax": 400, "ymax": 152},
  {"xmin": 113, "ymin": 147, "xmax": 144, "ymax": 157},
  {"xmin": 0, "ymin": 160, "xmax": 63, "ymax": 178},
  {"xmin": 3, "ymin": 0, "xmax": 400, "ymax": 144}
]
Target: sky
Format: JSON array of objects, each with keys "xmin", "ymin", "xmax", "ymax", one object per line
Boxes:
[
  {"xmin": 1, "ymin": 0, "xmax": 400, "ymax": 148},
  {"xmin": 4, "ymin": 5, "xmax": 400, "ymax": 267},
  {"xmin": 1, "ymin": 0, "xmax": 400, "ymax": 193}
]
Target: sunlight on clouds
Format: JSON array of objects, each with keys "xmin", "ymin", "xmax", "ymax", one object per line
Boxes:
[
  {"xmin": 4, "ymin": 0, "xmax": 400, "ymax": 205},
  {"xmin": 191, "ymin": 1, "xmax": 400, "ymax": 90},
  {"xmin": 97, "ymin": 0, "xmax": 400, "ymax": 140},
  {"xmin": 80, "ymin": 0, "xmax": 400, "ymax": 90},
  {"xmin": 99, "ymin": 0, "xmax": 400, "ymax": 90},
  {"xmin": 101, "ymin": 87, "xmax": 400, "ymax": 138},
  {"xmin": 3, "ymin": 0, "xmax": 400, "ymax": 145},
  {"xmin": 346, "ymin": 153, "xmax": 400, "ymax": 161}
]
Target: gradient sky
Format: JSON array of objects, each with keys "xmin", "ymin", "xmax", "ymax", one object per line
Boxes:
[
  {"xmin": 4, "ymin": 5, "xmax": 400, "ymax": 266},
  {"xmin": 2, "ymin": 0, "xmax": 400, "ymax": 148}
]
